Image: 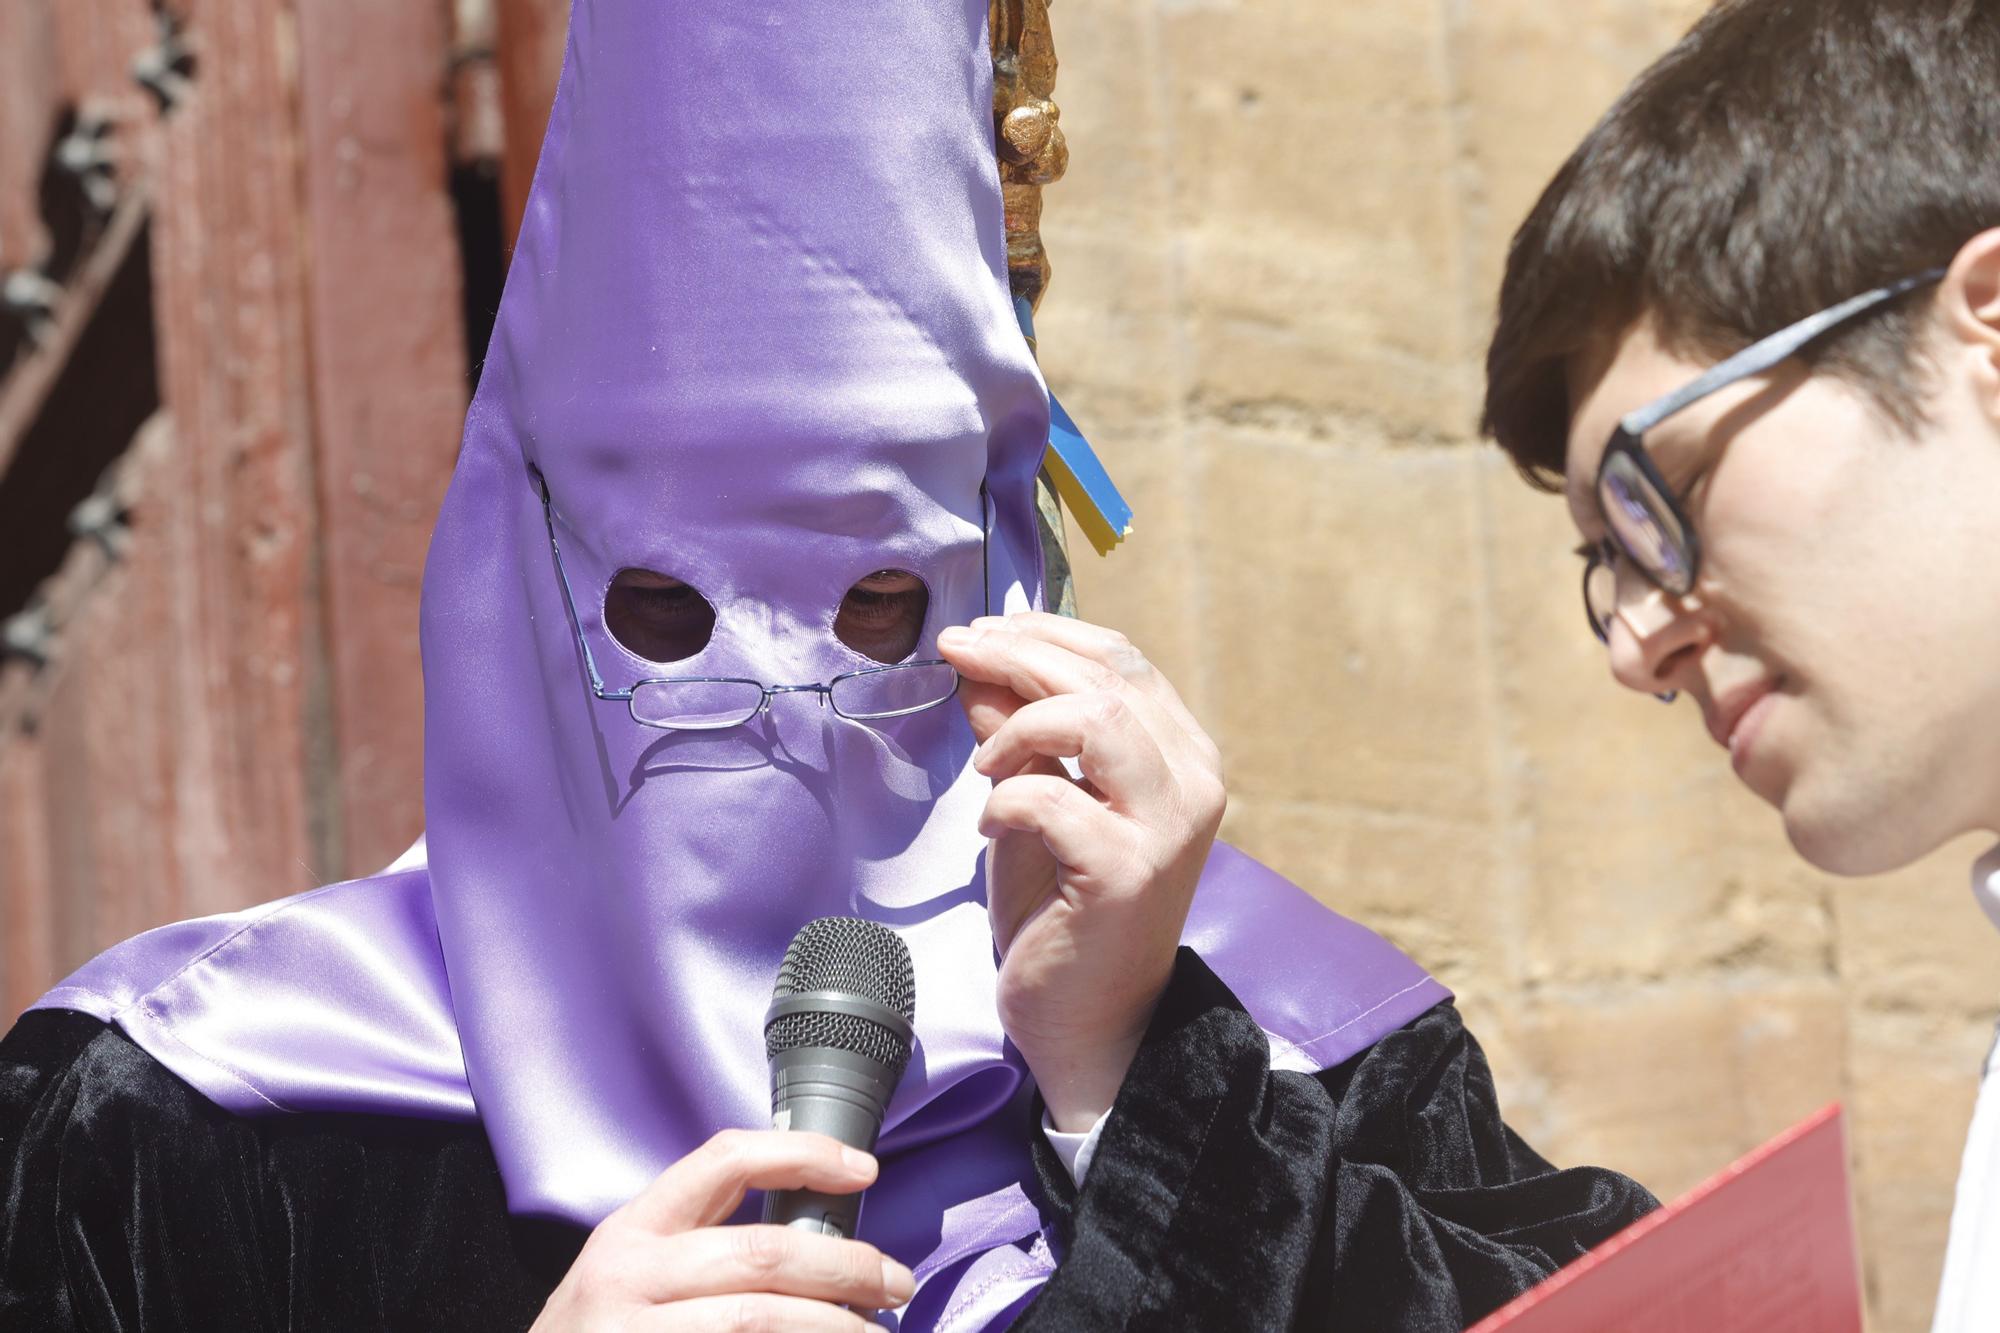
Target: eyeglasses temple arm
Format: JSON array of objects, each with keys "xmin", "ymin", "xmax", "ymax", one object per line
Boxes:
[
  {"xmin": 980, "ymin": 479, "xmax": 993, "ymax": 621},
  {"xmin": 1620, "ymin": 267, "xmax": 1948, "ymax": 437},
  {"xmin": 534, "ymin": 469, "xmax": 629, "ymax": 701}
]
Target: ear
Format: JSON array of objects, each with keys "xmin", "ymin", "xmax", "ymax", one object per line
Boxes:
[{"xmin": 1940, "ymin": 229, "xmax": 2000, "ymax": 419}]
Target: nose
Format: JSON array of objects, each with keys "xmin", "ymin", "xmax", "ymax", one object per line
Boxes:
[{"xmin": 1603, "ymin": 563, "xmax": 1706, "ymax": 698}]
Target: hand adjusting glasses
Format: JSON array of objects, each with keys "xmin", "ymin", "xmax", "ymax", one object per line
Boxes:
[
  {"xmin": 1582, "ymin": 266, "xmax": 1948, "ymax": 700},
  {"xmin": 535, "ymin": 469, "xmax": 972, "ymax": 730}
]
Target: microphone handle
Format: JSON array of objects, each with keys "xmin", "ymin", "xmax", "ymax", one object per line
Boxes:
[
  {"xmin": 763, "ymin": 1049, "xmax": 897, "ymax": 1237},
  {"xmin": 762, "ymin": 1187, "xmax": 858, "ymax": 1236}
]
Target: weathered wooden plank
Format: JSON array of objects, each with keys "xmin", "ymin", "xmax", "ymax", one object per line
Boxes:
[
  {"xmin": 292, "ymin": 0, "xmax": 466, "ymax": 878},
  {"xmin": 0, "ymin": 728, "xmax": 53, "ymax": 1016},
  {"xmin": 47, "ymin": 2, "xmax": 158, "ymax": 136},
  {"xmin": 0, "ymin": 3, "xmax": 178, "ymax": 1003},
  {"xmin": 72, "ymin": 418, "xmax": 185, "ymax": 950},
  {"xmin": 0, "ymin": 0, "xmax": 57, "ymax": 268},
  {"xmin": 0, "ymin": 411, "xmax": 176, "ymax": 992},
  {"xmin": 36, "ymin": 662, "xmax": 99, "ymax": 975},
  {"xmin": 147, "ymin": 0, "xmax": 324, "ymax": 915}
]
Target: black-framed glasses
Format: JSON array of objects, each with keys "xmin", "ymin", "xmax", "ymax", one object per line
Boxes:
[
  {"xmin": 534, "ymin": 468, "xmax": 989, "ymax": 730},
  {"xmin": 1583, "ymin": 266, "xmax": 1948, "ymax": 653}
]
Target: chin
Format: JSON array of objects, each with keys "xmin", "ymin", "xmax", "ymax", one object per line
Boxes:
[{"xmin": 1778, "ymin": 781, "xmax": 1945, "ymax": 878}]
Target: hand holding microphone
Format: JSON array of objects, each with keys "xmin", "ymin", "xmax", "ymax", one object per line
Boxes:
[
  {"xmin": 532, "ymin": 918, "xmax": 918, "ymax": 1331},
  {"xmin": 937, "ymin": 613, "xmax": 1226, "ymax": 1134},
  {"xmin": 528, "ymin": 1129, "xmax": 911, "ymax": 1332}
]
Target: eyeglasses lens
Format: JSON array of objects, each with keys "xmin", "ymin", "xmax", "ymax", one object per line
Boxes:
[
  {"xmin": 1597, "ymin": 452, "xmax": 1694, "ymax": 595},
  {"xmin": 631, "ymin": 679, "xmax": 766, "ymax": 729},
  {"xmin": 829, "ymin": 662, "xmax": 959, "ymax": 720}
]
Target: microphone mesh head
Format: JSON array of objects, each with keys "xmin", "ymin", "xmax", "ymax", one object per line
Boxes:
[
  {"xmin": 766, "ymin": 918, "xmax": 916, "ymax": 1075},
  {"xmin": 772, "ymin": 917, "xmax": 916, "ymax": 1021}
]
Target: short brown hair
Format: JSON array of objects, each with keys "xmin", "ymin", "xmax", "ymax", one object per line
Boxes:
[{"xmin": 1482, "ymin": 0, "xmax": 2000, "ymax": 491}]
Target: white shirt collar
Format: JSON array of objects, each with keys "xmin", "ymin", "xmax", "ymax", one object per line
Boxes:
[{"xmin": 1974, "ymin": 841, "xmax": 2000, "ymax": 938}]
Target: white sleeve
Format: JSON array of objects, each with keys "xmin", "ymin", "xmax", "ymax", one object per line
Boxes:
[{"xmin": 1040, "ymin": 1107, "xmax": 1111, "ymax": 1186}]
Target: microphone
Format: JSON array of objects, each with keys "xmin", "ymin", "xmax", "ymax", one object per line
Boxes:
[{"xmin": 762, "ymin": 916, "xmax": 916, "ymax": 1237}]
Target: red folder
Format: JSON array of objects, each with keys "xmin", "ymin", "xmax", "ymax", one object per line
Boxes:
[{"xmin": 1468, "ymin": 1104, "xmax": 1863, "ymax": 1332}]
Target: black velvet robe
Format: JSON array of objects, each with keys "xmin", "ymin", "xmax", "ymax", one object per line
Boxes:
[{"xmin": 0, "ymin": 950, "xmax": 1654, "ymax": 1331}]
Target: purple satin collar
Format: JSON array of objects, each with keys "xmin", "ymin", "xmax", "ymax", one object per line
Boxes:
[{"xmin": 31, "ymin": 4, "xmax": 1449, "ymax": 1326}]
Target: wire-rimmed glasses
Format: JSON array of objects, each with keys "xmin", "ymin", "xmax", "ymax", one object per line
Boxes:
[
  {"xmin": 1582, "ymin": 266, "xmax": 1948, "ymax": 650},
  {"xmin": 533, "ymin": 468, "xmax": 986, "ymax": 731}
]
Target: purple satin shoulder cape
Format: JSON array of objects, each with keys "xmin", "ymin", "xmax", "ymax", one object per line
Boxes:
[
  {"xmin": 31, "ymin": 3, "xmax": 1448, "ymax": 1327},
  {"xmin": 38, "ymin": 844, "xmax": 1445, "ymax": 1325}
]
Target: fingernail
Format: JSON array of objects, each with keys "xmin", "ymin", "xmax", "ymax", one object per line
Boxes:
[
  {"xmin": 937, "ymin": 626, "xmax": 972, "ymax": 651},
  {"xmin": 882, "ymin": 1258, "xmax": 916, "ymax": 1302},
  {"xmin": 842, "ymin": 1146, "xmax": 876, "ymax": 1176}
]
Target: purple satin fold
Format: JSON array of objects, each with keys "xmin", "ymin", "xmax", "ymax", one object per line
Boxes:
[{"xmin": 31, "ymin": 4, "xmax": 1447, "ymax": 1328}]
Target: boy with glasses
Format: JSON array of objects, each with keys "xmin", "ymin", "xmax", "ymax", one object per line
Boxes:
[{"xmin": 1482, "ymin": 0, "xmax": 2000, "ymax": 1325}]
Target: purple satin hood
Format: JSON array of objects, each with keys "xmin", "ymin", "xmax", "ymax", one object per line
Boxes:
[{"xmin": 32, "ymin": 2, "xmax": 1448, "ymax": 1326}]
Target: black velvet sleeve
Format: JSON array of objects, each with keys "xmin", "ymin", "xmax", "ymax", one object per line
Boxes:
[
  {"xmin": 0, "ymin": 1009, "xmax": 581, "ymax": 1332},
  {"xmin": 1017, "ymin": 949, "xmax": 1659, "ymax": 1332}
]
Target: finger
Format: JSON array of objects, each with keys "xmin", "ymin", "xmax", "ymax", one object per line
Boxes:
[
  {"xmin": 943, "ymin": 623, "xmax": 1200, "ymax": 775},
  {"xmin": 955, "ymin": 676, "xmax": 1028, "ymax": 744},
  {"xmin": 969, "ymin": 612, "xmax": 1209, "ymax": 742},
  {"xmin": 952, "ymin": 625, "xmax": 1198, "ymax": 778},
  {"xmin": 637, "ymin": 1293, "xmax": 880, "ymax": 1331},
  {"xmin": 981, "ymin": 772, "xmax": 1131, "ymax": 879},
  {"xmin": 624, "ymin": 1130, "xmax": 876, "ymax": 1235},
  {"xmin": 974, "ymin": 692, "xmax": 1170, "ymax": 812},
  {"xmin": 970, "ymin": 612, "xmax": 1158, "ymax": 687},
  {"xmin": 956, "ymin": 680, "xmax": 1067, "ymax": 784},
  {"xmin": 938, "ymin": 622, "xmax": 1117, "ymax": 704},
  {"xmin": 640, "ymin": 1227, "xmax": 916, "ymax": 1309}
]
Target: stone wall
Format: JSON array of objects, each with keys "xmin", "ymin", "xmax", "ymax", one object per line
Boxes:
[{"xmin": 1037, "ymin": 2, "xmax": 2000, "ymax": 1328}]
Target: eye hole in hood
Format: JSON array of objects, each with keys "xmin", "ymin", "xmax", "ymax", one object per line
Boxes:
[
  {"xmin": 604, "ymin": 569, "xmax": 718, "ymax": 664},
  {"xmin": 836, "ymin": 569, "xmax": 929, "ymax": 664}
]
